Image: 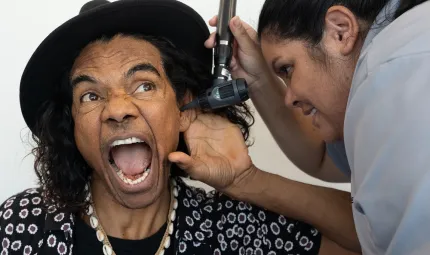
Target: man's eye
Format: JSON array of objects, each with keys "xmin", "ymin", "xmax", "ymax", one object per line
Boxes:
[
  {"xmin": 135, "ymin": 82, "xmax": 155, "ymax": 93},
  {"xmin": 81, "ymin": 92, "xmax": 100, "ymax": 102}
]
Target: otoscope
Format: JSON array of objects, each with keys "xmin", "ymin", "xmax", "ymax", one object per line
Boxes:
[{"xmin": 180, "ymin": 0, "xmax": 249, "ymax": 111}]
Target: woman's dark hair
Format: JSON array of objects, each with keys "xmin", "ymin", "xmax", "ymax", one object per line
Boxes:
[
  {"xmin": 257, "ymin": 0, "xmax": 428, "ymax": 45},
  {"xmin": 31, "ymin": 33, "xmax": 254, "ymax": 212}
]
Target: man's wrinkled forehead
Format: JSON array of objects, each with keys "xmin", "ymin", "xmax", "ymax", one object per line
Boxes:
[{"xmin": 71, "ymin": 35, "xmax": 164, "ymax": 76}]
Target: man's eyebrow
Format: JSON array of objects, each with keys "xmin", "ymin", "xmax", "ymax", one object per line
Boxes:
[
  {"xmin": 70, "ymin": 75, "xmax": 97, "ymax": 88},
  {"xmin": 126, "ymin": 63, "xmax": 161, "ymax": 78},
  {"xmin": 70, "ymin": 63, "xmax": 160, "ymax": 87}
]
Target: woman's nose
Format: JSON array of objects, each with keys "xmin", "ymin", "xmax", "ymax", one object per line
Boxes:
[{"xmin": 285, "ymin": 85, "xmax": 299, "ymax": 108}]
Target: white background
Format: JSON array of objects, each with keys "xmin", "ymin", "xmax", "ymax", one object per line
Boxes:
[{"xmin": 0, "ymin": 0, "xmax": 350, "ymax": 202}]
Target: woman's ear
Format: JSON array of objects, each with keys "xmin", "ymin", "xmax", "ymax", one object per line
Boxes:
[
  {"xmin": 322, "ymin": 5, "xmax": 360, "ymax": 56},
  {"xmin": 179, "ymin": 91, "xmax": 196, "ymax": 132}
]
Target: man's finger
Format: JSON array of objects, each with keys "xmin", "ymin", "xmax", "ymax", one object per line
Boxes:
[{"xmin": 204, "ymin": 32, "xmax": 216, "ymax": 49}]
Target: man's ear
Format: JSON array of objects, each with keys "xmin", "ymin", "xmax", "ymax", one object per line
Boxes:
[
  {"xmin": 179, "ymin": 91, "xmax": 195, "ymax": 132},
  {"xmin": 322, "ymin": 6, "xmax": 360, "ymax": 56}
]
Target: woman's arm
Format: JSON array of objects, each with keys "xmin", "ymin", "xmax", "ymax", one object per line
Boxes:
[
  {"xmin": 320, "ymin": 236, "xmax": 361, "ymax": 255},
  {"xmin": 169, "ymin": 113, "xmax": 360, "ymax": 252},
  {"xmin": 225, "ymin": 166, "xmax": 361, "ymax": 253}
]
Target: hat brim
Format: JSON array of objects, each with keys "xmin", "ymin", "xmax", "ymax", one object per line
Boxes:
[{"xmin": 19, "ymin": 0, "xmax": 212, "ymax": 135}]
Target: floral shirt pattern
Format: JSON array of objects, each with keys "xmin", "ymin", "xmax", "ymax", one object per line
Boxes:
[{"xmin": 0, "ymin": 177, "xmax": 321, "ymax": 254}]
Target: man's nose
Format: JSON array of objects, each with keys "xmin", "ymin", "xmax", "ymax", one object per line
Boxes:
[
  {"xmin": 101, "ymin": 95, "xmax": 139, "ymax": 123},
  {"xmin": 284, "ymin": 85, "xmax": 299, "ymax": 108}
]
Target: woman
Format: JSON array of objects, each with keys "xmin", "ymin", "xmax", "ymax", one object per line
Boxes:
[
  {"xmin": 0, "ymin": 0, "xmax": 358, "ymax": 254},
  {"xmin": 171, "ymin": 0, "xmax": 430, "ymax": 254}
]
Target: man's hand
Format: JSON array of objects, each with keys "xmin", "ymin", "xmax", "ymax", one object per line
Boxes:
[{"xmin": 168, "ymin": 113, "xmax": 255, "ymax": 192}]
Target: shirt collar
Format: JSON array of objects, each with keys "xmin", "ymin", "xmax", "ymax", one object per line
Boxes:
[{"xmin": 362, "ymin": 0, "xmax": 401, "ymax": 51}]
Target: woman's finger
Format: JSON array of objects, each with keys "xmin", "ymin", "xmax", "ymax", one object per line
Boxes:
[
  {"xmin": 204, "ymin": 32, "xmax": 217, "ymax": 49},
  {"xmin": 208, "ymin": 15, "xmax": 218, "ymax": 27},
  {"xmin": 229, "ymin": 16, "xmax": 256, "ymax": 53}
]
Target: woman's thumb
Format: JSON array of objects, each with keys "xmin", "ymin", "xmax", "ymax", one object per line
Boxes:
[
  {"xmin": 169, "ymin": 152, "xmax": 192, "ymax": 170},
  {"xmin": 168, "ymin": 152, "xmax": 201, "ymax": 178}
]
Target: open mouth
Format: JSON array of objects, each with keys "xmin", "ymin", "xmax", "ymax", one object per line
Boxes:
[{"xmin": 108, "ymin": 137, "xmax": 152, "ymax": 186}]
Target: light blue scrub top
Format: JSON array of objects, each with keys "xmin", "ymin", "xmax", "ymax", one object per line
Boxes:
[
  {"xmin": 326, "ymin": 141, "xmax": 351, "ymax": 178},
  {"xmin": 327, "ymin": 0, "xmax": 430, "ymax": 253}
]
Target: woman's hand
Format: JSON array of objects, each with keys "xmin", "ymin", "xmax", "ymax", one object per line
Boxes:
[
  {"xmin": 168, "ymin": 113, "xmax": 256, "ymax": 192},
  {"xmin": 168, "ymin": 16, "xmax": 272, "ymax": 192},
  {"xmin": 205, "ymin": 16, "xmax": 270, "ymax": 88}
]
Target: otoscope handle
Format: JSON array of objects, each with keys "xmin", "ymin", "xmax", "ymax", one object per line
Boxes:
[
  {"xmin": 214, "ymin": 0, "xmax": 236, "ymax": 80},
  {"xmin": 179, "ymin": 0, "xmax": 249, "ymax": 113}
]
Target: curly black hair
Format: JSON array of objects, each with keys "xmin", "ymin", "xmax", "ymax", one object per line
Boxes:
[{"xmin": 31, "ymin": 33, "xmax": 254, "ymax": 212}]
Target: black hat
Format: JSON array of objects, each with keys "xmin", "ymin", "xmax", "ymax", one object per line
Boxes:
[{"xmin": 19, "ymin": 0, "xmax": 212, "ymax": 136}]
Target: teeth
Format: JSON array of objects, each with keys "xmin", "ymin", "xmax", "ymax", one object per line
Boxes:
[
  {"xmin": 310, "ymin": 108, "xmax": 317, "ymax": 116},
  {"xmin": 111, "ymin": 137, "xmax": 144, "ymax": 147},
  {"xmin": 109, "ymin": 137, "xmax": 151, "ymax": 185},
  {"xmin": 116, "ymin": 169, "xmax": 150, "ymax": 185}
]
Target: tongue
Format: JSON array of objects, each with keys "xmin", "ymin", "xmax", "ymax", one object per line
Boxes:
[{"xmin": 111, "ymin": 143, "xmax": 152, "ymax": 176}]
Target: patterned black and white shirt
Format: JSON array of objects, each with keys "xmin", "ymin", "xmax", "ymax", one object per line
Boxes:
[{"xmin": 0, "ymin": 177, "xmax": 321, "ymax": 254}]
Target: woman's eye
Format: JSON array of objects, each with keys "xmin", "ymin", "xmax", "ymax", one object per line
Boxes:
[
  {"xmin": 277, "ymin": 65, "xmax": 293, "ymax": 77},
  {"xmin": 135, "ymin": 82, "xmax": 155, "ymax": 93},
  {"xmin": 80, "ymin": 92, "xmax": 100, "ymax": 102}
]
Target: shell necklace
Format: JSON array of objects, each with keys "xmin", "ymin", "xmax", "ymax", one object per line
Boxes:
[{"xmin": 85, "ymin": 179, "xmax": 179, "ymax": 255}]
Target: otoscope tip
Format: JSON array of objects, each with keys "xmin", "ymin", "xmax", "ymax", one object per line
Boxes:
[{"xmin": 180, "ymin": 99, "xmax": 199, "ymax": 112}]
